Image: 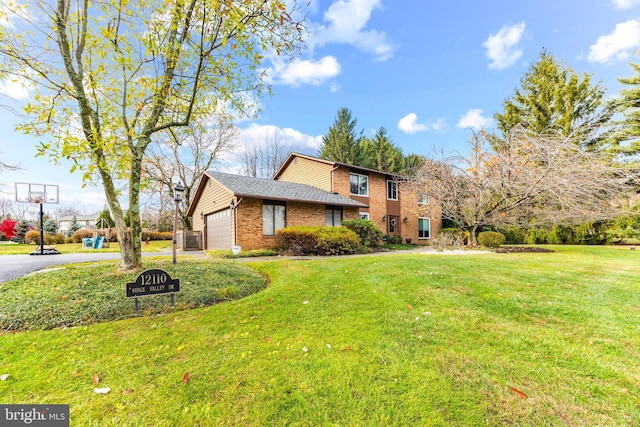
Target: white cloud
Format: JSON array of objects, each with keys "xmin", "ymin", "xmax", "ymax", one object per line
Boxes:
[
  {"xmin": 238, "ymin": 123, "xmax": 322, "ymax": 152},
  {"xmin": 588, "ymin": 20, "xmax": 640, "ymax": 64},
  {"xmin": 311, "ymin": 0, "xmax": 398, "ymax": 61},
  {"xmin": 457, "ymin": 109, "xmax": 494, "ymax": 131},
  {"xmin": 397, "ymin": 113, "xmax": 445, "ymax": 135},
  {"xmin": 483, "ymin": 22, "xmax": 526, "ymax": 70},
  {"xmin": 611, "ymin": 0, "xmax": 640, "ymax": 9},
  {"xmin": 264, "ymin": 56, "xmax": 341, "ymax": 87},
  {"xmin": 0, "ymin": 2, "xmax": 33, "ymax": 28},
  {"xmin": 0, "ymin": 75, "xmax": 31, "ymax": 100}
]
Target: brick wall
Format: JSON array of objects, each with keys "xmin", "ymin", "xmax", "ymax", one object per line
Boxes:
[{"xmin": 235, "ymin": 198, "xmax": 361, "ymax": 251}]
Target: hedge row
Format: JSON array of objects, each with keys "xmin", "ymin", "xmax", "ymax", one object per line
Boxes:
[
  {"xmin": 276, "ymin": 226, "xmax": 361, "ymax": 256},
  {"xmin": 67, "ymin": 229, "xmax": 173, "ymax": 243},
  {"xmin": 23, "ymin": 228, "xmax": 174, "ymax": 244}
]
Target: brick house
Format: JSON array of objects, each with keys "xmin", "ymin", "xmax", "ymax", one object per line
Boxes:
[
  {"xmin": 187, "ymin": 171, "xmax": 366, "ymax": 250},
  {"xmin": 273, "ymin": 153, "xmax": 441, "ymax": 245}
]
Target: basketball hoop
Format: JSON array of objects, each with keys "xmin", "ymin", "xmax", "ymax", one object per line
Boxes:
[{"xmin": 27, "ymin": 191, "xmax": 47, "ymax": 204}]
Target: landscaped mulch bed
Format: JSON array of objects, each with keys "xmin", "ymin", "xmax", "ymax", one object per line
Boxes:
[{"xmin": 494, "ymin": 246, "xmax": 555, "ymax": 253}]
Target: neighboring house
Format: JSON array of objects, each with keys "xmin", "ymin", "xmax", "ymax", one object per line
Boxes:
[
  {"xmin": 187, "ymin": 171, "xmax": 366, "ymax": 251},
  {"xmin": 58, "ymin": 212, "xmax": 102, "ymax": 234},
  {"xmin": 273, "ymin": 153, "xmax": 441, "ymax": 245}
]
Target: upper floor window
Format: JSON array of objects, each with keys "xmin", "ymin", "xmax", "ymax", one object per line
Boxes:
[
  {"xmin": 326, "ymin": 206, "xmax": 343, "ymax": 226},
  {"xmin": 263, "ymin": 201, "xmax": 286, "ymax": 236},
  {"xmin": 387, "ymin": 180, "xmax": 398, "ymax": 200},
  {"xmin": 418, "ymin": 194, "xmax": 430, "ymax": 204},
  {"xmin": 350, "ymin": 173, "xmax": 369, "ymax": 196}
]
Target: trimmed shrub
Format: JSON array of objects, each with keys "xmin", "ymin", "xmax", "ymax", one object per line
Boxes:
[
  {"xmin": 25, "ymin": 229, "xmax": 40, "ymax": 244},
  {"xmin": 25, "ymin": 231, "xmax": 66, "ymax": 245},
  {"xmin": 276, "ymin": 226, "xmax": 360, "ymax": 256},
  {"xmin": 384, "ymin": 234, "xmax": 403, "ymax": 245},
  {"xmin": 478, "ymin": 231, "xmax": 506, "ymax": 248},
  {"xmin": 70, "ymin": 228, "xmax": 94, "ymax": 243},
  {"xmin": 342, "ymin": 219, "xmax": 383, "ymax": 248},
  {"xmin": 142, "ymin": 231, "xmax": 173, "ymax": 241},
  {"xmin": 499, "ymin": 226, "xmax": 527, "ymax": 244}
]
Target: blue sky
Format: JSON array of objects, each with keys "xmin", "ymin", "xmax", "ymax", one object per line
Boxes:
[{"xmin": 2, "ymin": 0, "xmax": 640, "ymax": 212}]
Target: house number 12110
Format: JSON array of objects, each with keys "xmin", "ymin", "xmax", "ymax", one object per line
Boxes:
[{"xmin": 143, "ymin": 273, "xmax": 168, "ymax": 285}]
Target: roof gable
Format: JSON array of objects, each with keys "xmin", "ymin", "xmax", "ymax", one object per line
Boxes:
[{"xmin": 274, "ymin": 152, "xmax": 404, "ymax": 180}]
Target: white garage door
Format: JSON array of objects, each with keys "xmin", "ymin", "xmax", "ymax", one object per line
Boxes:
[{"xmin": 206, "ymin": 209, "xmax": 231, "ymax": 249}]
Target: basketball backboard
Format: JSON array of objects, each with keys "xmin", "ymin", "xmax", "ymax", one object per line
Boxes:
[{"xmin": 15, "ymin": 182, "xmax": 60, "ymax": 204}]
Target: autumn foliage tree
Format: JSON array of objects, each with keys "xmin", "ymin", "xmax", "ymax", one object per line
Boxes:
[
  {"xmin": 409, "ymin": 126, "xmax": 636, "ymax": 245},
  {"xmin": 0, "ymin": 0, "xmax": 306, "ymax": 270},
  {"xmin": 0, "ymin": 218, "xmax": 17, "ymax": 240}
]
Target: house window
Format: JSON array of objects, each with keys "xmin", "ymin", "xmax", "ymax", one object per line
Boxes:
[
  {"xmin": 418, "ymin": 194, "xmax": 430, "ymax": 204},
  {"xmin": 419, "ymin": 217, "xmax": 431, "ymax": 239},
  {"xmin": 350, "ymin": 173, "xmax": 369, "ymax": 196},
  {"xmin": 263, "ymin": 201, "xmax": 286, "ymax": 236},
  {"xmin": 387, "ymin": 180, "xmax": 398, "ymax": 200},
  {"xmin": 359, "ymin": 212, "xmax": 370, "ymax": 220},
  {"xmin": 326, "ymin": 206, "xmax": 343, "ymax": 226}
]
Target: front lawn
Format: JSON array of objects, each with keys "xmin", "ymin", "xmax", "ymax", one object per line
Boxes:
[
  {"xmin": 0, "ymin": 240, "xmax": 172, "ymax": 254},
  {"xmin": 1, "ymin": 246, "xmax": 639, "ymax": 425}
]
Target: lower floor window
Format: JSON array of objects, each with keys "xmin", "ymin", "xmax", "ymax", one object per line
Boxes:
[
  {"xmin": 263, "ymin": 202, "xmax": 286, "ymax": 235},
  {"xmin": 359, "ymin": 212, "xmax": 370, "ymax": 220},
  {"xmin": 326, "ymin": 206, "xmax": 343, "ymax": 226},
  {"xmin": 419, "ymin": 217, "xmax": 431, "ymax": 239}
]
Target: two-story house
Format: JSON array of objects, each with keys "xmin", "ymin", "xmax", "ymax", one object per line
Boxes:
[
  {"xmin": 187, "ymin": 153, "xmax": 441, "ymax": 251},
  {"xmin": 273, "ymin": 153, "xmax": 441, "ymax": 245}
]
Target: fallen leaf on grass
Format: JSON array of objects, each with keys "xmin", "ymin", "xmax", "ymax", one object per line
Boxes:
[
  {"xmin": 177, "ymin": 345, "xmax": 185, "ymax": 352},
  {"xmin": 182, "ymin": 372, "xmax": 190, "ymax": 384},
  {"xmin": 94, "ymin": 387, "xmax": 111, "ymax": 394},
  {"xmin": 340, "ymin": 346, "xmax": 353, "ymax": 351},
  {"xmin": 407, "ymin": 305, "xmax": 414, "ymax": 310},
  {"xmin": 92, "ymin": 373, "xmax": 100, "ymax": 385},
  {"xmin": 510, "ymin": 387, "xmax": 528, "ymax": 398}
]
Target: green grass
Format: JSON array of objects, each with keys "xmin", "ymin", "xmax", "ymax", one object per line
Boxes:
[
  {"xmin": 1, "ymin": 246, "xmax": 639, "ymax": 425},
  {"xmin": 0, "ymin": 260, "xmax": 268, "ymax": 331},
  {"xmin": 0, "ymin": 240, "xmax": 172, "ymax": 254}
]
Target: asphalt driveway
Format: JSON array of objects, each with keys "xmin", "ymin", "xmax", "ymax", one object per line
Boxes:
[{"xmin": 0, "ymin": 251, "xmax": 205, "ymax": 284}]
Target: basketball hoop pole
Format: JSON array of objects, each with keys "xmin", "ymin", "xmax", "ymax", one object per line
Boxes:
[{"xmin": 38, "ymin": 201, "xmax": 44, "ymax": 255}]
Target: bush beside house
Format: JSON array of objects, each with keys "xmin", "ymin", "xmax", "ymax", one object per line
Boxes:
[{"xmin": 276, "ymin": 226, "xmax": 361, "ymax": 256}]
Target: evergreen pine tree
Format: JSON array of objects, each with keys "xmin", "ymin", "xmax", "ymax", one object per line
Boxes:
[
  {"xmin": 494, "ymin": 50, "xmax": 607, "ymax": 150},
  {"xmin": 67, "ymin": 215, "xmax": 82, "ymax": 237},
  {"xmin": 318, "ymin": 107, "xmax": 363, "ymax": 165},
  {"xmin": 359, "ymin": 127, "xmax": 405, "ymax": 173},
  {"xmin": 609, "ymin": 59, "xmax": 640, "ymax": 158}
]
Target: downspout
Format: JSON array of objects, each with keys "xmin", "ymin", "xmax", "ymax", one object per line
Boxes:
[
  {"xmin": 230, "ymin": 197, "xmax": 243, "ymax": 246},
  {"xmin": 330, "ymin": 164, "xmax": 340, "ymax": 193}
]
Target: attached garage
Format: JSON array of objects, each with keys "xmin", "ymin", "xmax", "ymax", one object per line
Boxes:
[
  {"xmin": 205, "ymin": 209, "xmax": 231, "ymax": 249},
  {"xmin": 188, "ymin": 171, "xmax": 367, "ymax": 251}
]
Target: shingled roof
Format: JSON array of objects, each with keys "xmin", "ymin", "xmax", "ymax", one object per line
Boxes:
[{"xmin": 205, "ymin": 171, "xmax": 367, "ymax": 208}]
